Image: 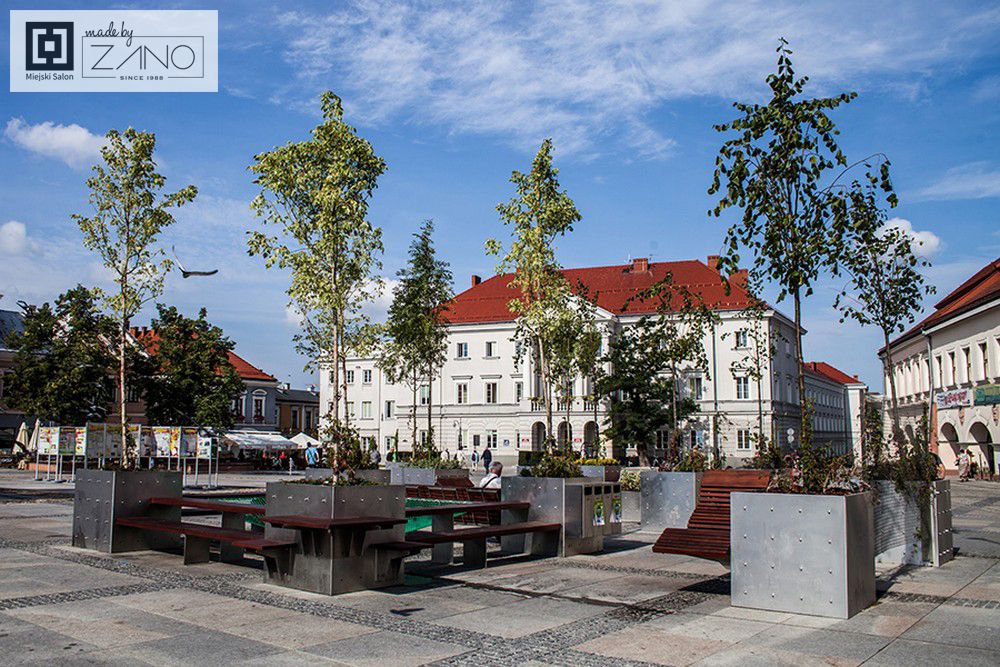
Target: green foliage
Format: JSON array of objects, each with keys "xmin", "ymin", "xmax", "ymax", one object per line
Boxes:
[
  {"xmin": 618, "ymin": 469, "xmax": 641, "ymax": 491},
  {"xmin": 578, "ymin": 457, "xmax": 620, "ymax": 466},
  {"xmin": 5, "ymin": 285, "xmax": 115, "ymax": 424},
  {"xmin": 293, "ymin": 475, "xmax": 377, "ymax": 487},
  {"xmin": 321, "ymin": 419, "xmax": 376, "ymax": 472},
  {"xmin": 380, "ymin": 220, "xmax": 453, "ymax": 451},
  {"xmin": 747, "ymin": 433, "xmax": 784, "ymax": 470},
  {"xmin": 248, "ymin": 91, "xmax": 386, "ymax": 453},
  {"xmin": 675, "ymin": 448, "xmax": 708, "ymax": 472},
  {"xmin": 486, "ymin": 139, "xmax": 581, "ymax": 441},
  {"xmin": 137, "ymin": 305, "xmax": 243, "ymax": 428},
  {"xmin": 73, "ymin": 128, "xmax": 197, "ymax": 467},
  {"xmin": 708, "ymin": 39, "xmax": 894, "ymax": 438},
  {"xmin": 406, "ymin": 455, "xmax": 465, "ymax": 470},
  {"xmin": 530, "ymin": 450, "xmax": 583, "ymax": 478}
]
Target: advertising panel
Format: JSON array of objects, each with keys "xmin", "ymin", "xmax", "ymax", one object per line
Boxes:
[
  {"xmin": 37, "ymin": 426, "xmax": 59, "ymax": 455},
  {"xmin": 973, "ymin": 383, "xmax": 1000, "ymax": 406},
  {"xmin": 180, "ymin": 427, "xmax": 199, "ymax": 457},
  {"xmin": 936, "ymin": 388, "xmax": 972, "ymax": 409}
]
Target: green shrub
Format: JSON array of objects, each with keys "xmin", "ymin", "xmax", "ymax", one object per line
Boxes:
[
  {"xmin": 529, "ymin": 451, "xmax": 582, "ymax": 478},
  {"xmin": 675, "ymin": 448, "xmax": 708, "ymax": 472},
  {"xmin": 619, "ymin": 469, "xmax": 641, "ymax": 491},
  {"xmin": 578, "ymin": 457, "xmax": 620, "ymax": 466},
  {"xmin": 407, "ymin": 455, "xmax": 465, "ymax": 470}
]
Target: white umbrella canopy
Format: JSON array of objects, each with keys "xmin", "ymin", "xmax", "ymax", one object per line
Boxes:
[
  {"xmin": 27, "ymin": 419, "xmax": 40, "ymax": 453},
  {"xmin": 13, "ymin": 422, "xmax": 29, "ymax": 455},
  {"xmin": 290, "ymin": 432, "xmax": 320, "ymax": 449}
]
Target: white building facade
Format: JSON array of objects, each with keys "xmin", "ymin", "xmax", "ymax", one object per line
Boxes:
[
  {"xmin": 803, "ymin": 362, "xmax": 868, "ymax": 456},
  {"xmin": 880, "ymin": 258, "xmax": 1000, "ymax": 475},
  {"xmin": 323, "ymin": 257, "xmax": 815, "ymax": 465}
]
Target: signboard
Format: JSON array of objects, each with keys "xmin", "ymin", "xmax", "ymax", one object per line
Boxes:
[
  {"xmin": 593, "ymin": 498, "xmax": 605, "ymax": 527},
  {"xmin": 152, "ymin": 426, "xmax": 178, "ymax": 457},
  {"xmin": 37, "ymin": 426, "xmax": 59, "ymax": 455},
  {"xmin": 936, "ymin": 388, "xmax": 972, "ymax": 409},
  {"xmin": 57, "ymin": 428, "xmax": 76, "ymax": 455},
  {"xmin": 73, "ymin": 426, "xmax": 87, "ymax": 456},
  {"xmin": 196, "ymin": 435, "xmax": 214, "ymax": 460},
  {"xmin": 105, "ymin": 425, "xmax": 123, "ymax": 457},
  {"xmin": 86, "ymin": 424, "xmax": 106, "ymax": 457},
  {"xmin": 180, "ymin": 427, "xmax": 199, "ymax": 456},
  {"xmin": 974, "ymin": 384, "xmax": 1000, "ymax": 406}
]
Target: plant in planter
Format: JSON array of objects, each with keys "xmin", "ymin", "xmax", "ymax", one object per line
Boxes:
[
  {"xmin": 673, "ymin": 447, "xmax": 708, "ymax": 473},
  {"xmin": 528, "ymin": 448, "xmax": 582, "ymax": 478}
]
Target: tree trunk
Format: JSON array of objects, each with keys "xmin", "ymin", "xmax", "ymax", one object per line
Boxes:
[
  {"xmin": 565, "ymin": 377, "xmax": 572, "ymax": 454},
  {"xmin": 119, "ymin": 315, "xmax": 131, "ymax": 469},
  {"xmin": 330, "ymin": 316, "xmax": 340, "ymax": 467},
  {"xmin": 793, "ymin": 289, "xmax": 807, "ymax": 448},
  {"xmin": 427, "ymin": 361, "xmax": 433, "ymax": 454},
  {"xmin": 410, "ymin": 368, "xmax": 418, "ymax": 455},
  {"xmin": 538, "ymin": 338, "xmax": 553, "ymax": 448},
  {"xmin": 882, "ymin": 330, "xmax": 901, "ymax": 446}
]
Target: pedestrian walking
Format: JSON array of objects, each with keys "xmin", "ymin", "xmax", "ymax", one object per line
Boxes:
[
  {"xmin": 481, "ymin": 446, "xmax": 492, "ymax": 472},
  {"xmin": 957, "ymin": 449, "xmax": 971, "ymax": 481},
  {"xmin": 305, "ymin": 443, "xmax": 319, "ymax": 468}
]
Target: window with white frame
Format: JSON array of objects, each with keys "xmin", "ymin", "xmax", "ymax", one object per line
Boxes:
[
  {"xmin": 485, "ymin": 341, "xmax": 497, "ymax": 358},
  {"xmin": 456, "ymin": 382, "xmax": 468, "ymax": 404},
  {"xmin": 736, "ymin": 376, "xmax": 750, "ymax": 399},
  {"xmin": 363, "ymin": 369, "xmax": 372, "ymax": 384},
  {"xmin": 304, "ymin": 409, "xmax": 313, "ymax": 431},
  {"xmin": 419, "ymin": 385, "xmax": 429, "ymax": 405},
  {"xmin": 384, "ymin": 400, "xmax": 394, "ymax": 418},
  {"xmin": 485, "ymin": 382, "xmax": 498, "ymax": 404},
  {"xmin": 688, "ymin": 376, "xmax": 702, "ymax": 400},
  {"xmin": 486, "ymin": 429, "xmax": 498, "ymax": 449},
  {"xmin": 361, "ymin": 401, "xmax": 372, "ymax": 419},
  {"xmin": 345, "ymin": 370, "xmax": 355, "ymax": 384},
  {"xmin": 735, "ymin": 330, "xmax": 748, "ymax": 349},
  {"xmin": 515, "ymin": 381, "xmax": 523, "ymax": 402},
  {"xmin": 253, "ymin": 391, "xmax": 266, "ymax": 419},
  {"xmin": 346, "ymin": 401, "xmax": 356, "ymax": 418},
  {"xmin": 981, "ymin": 342, "xmax": 989, "ymax": 380},
  {"xmin": 384, "ymin": 436, "xmax": 393, "ymax": 450},
  {"xmin": 737, "ymin": 429, "xmax": 751, "ymax": 451},
  {"xmin": 689, "ymin": 430, "xmax": 699, "ymax": 448},
  {"xmin": 456, "ymin": 342, "xmax": 469, "ymax": 358}
]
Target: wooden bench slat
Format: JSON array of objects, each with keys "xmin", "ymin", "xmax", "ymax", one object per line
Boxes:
[
  {"xmin": 231, "ymin": 536, "xmax": 297, "ymax": 551},
  {"xmin": 149, "ymin": 496, "xmax": 266, "ymax": 515},
  {"xmin": 406, "ymin": 520, "xmax": 560, "ymax": 544},
  {"xmin": 263, "ymin": 515, "xmax": 406, "ymax": 530},
  {"xmin": 373, "ymin": 540, "xmax": 431, "ymax": 552},
  {"xmin": 116, "ymin": 517, "xmax": 259, "ymax": 543},
  {"xmin": 404, "ymin": 501, "xmax": 530, "ymax": 517}
]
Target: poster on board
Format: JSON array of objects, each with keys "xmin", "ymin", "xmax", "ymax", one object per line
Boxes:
[
  {"xmin": 180, "ymin": 427, "xmax": 199, "ymax": 457},
  {"xmin": 593, "ymin": 498, "xmax": 605, "ymax": 527},
  {"xmin": 58, "ymin": 428, "xmax": 76, "ymax": 455},
  {"xmin": 86, "ymin": 424, "xmax": 106, "ymax": 458},
  {"xmin": 105, "ymin": 425, "xmax": 123, "ymax": 458},
  {"xmin": 152, "ymin": 426, "xmax": 178, "ymax": 457},
  {"xmin": 37, "ymin": 427, "xmax": 59, "ymax": 456}
]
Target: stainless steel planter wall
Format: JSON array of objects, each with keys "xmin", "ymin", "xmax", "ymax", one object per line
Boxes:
[
  {"xmin": 264, "ymin": 482, "xmax": 406, "ymax": 595},
  {"xmin": 304, "ymin": 468, "xmax": 391, "ymax": 484},
  {"xmin": 639, "ymin": 472, "xmax": 700, "ymax": 531},
  {"xmin": 731, "ymin": 491, "xmax": 875, "ymax": 619},
  {"xmin": 929, "ymin": 480, "xmax": 954, "ymax": 567},
  {"xmin": 620, "ymin": 490, "xmax": 641, "ymax": 522},
  {"xmin": 72, "ymin": 469, "xmax": 182, "ymax": 553},
  {"xmin": 500, "ymin": 476, "xmax": 621, "ymax": 557},
  {"xmin": 388, "ymin": 464, "xmax": 470, "ymax": 486},
  {"xmin": 874, "ymin": 480, "xmax": 954, "ymax": 567},
  {"xmin": 580, "ymin": 465, "xmax": 622, "ymax": 482}
]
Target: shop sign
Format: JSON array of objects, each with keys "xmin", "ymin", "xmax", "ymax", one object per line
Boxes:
[
  {"xmin": 936, "ymin": 388, "xmax": 971, "ymax": 409},
  {"xmin": 974, "ymin": 383, "xmax": 1000, "ymax": 406}
]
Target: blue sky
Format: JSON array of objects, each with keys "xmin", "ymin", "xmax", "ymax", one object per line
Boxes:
[{"xmin": 1, "ymin": 0, "xmax": 999, "ymax": 390}]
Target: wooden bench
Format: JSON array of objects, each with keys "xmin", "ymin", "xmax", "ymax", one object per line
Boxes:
[
  {"xmin": 404, "ymin": 501, "xmax": 530, "ymax": 517},
  {"xmin": 149, "ymin": 496, "xmax": 266, "ymax": 560},
  {"xmin": 115, "ymin": 516, "xmax": 295, "ymax": 565},
  {"xmin": 263, "ymin": 514, "xmax": 407, "ymax": 560},
  {"xmin": 405, "ymin": 501, "xmax": 531, "ymax": 565},
  {"xmin": 406, "ymin": 520, "xmax": 561, "ymax": 568},
  {"xmin": 407, "ymin": 486, "xmax": 501, "ymax": 525},
  {"xmin": 652, "ymin": 470, "xmax": 771, "ymax": 563}
]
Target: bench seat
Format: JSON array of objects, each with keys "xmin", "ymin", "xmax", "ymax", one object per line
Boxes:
[
  {"xmin": 404, "ymin": 501, "xmax": 530, "ymax": 517},
  {"xmin": 115, "ymin": 516, "xmax": 293, "ymax": 564},
  {"xmin": 263, "ymin": 515, "xmax": 406, "ymax": 531},
  {"xmin": 149, "ymin": 496, "xmax": 266, "ymax": 515}
]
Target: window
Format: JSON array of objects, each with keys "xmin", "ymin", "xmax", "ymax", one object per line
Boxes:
[
  {"xmin": 385, "ymin": 436, "xmax": 394, "ymax": 450},
  {"xmin": 774, "ymin": 378, "xmax": 782, "ymax": 402},
  {"xmin": 291, "ymin": 407, "xmax": 299, "ymax": 428},
  {"xmin": 935, "ymin": 356, "xmax": 943, "ymax": 388},
  {"xmin": 361, "ymin": 436, "xmax": 375, "ymax": 449},
  {"xmin": 735, "ymin": 330, "xmax": 748, "ymax": 349},
  {"xmin": 345, "ymin": 370, "xmax": 355, "ymax": 384},
  {"xmin": 456, "ymin": 382, "xmax": 468, "ymax": 404},
  {"xmin": 253, "ymin": 392, "xmax": 266, "ymax": 419},
  {"xmin": 948, "ymin": 351, "xmax": 956, "ymax": 385},
  {"xmin": 346, "ymin": 402, "xmax": 356, "ymax": 418},
  {"xmin": 304, "ymin": 410, "xmax": 313, "ymax": 431},
  {"xmin": 361, "ymin": 401, "xmax": 372, "ymax": 419},
  {"xmin": 963, "ymin": 347, "xmax": 972, "ymax": 384},
  {"xmin": 419, "ymin": 385, "xmax": 429, "ymax": 405},
  {"xmin": 736, "ymin": 376, "xmax": 750, "ymax": 399},
  {"xmin": 515, "ymin": 381, "xmax": 523, "ymax": 402},
  {"xmin": 384, "ymin": 400, "xmax": 394, "ymax": 418},
  {"xmin": 486, "ymin": 430, "xmax": 498, "ymax": 449},
  {"xmin": 485, "ymin": 341, "xmax": 497, "ymax": 357},
  {"xmin": 485, "ymin": 382, "xmax": 498, "ymax": 404},
  {"xmin": 126, "ymin": 385, "xmax": 141, "ymax": 402},
  {"xmin": 419, "ymin": 430, "xmax": 428, "ymax": 445},
  {"xmin": 688, "ymin": 376, "xmax": 702, "ymax": 400},
  {"xmin": 456, "ymin": 342, "xmax": 469, "ymax": 358},
  {"xmin": 472, "ymin": 434, "xmax": 480, "ymax": 449},
  {"xmin": 981, "ymin": 342, "xmax": 990, "ymax": 380},
  {"xmin": 689, "ymin": 430, "xmax": 699, "ymax": 448},
  {"xmin": 363, "ymin": 369, "xmax": 372, "ymax": 384},
  {"xmin": 737, "ymin": 429, "xmax": 751, "ymax": 451}
]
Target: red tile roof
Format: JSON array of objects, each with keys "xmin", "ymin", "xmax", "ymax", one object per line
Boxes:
[
  {"xmin": 443, "ymin": 259, "xmax": 756, "ymax": 324},
  {"xmin": 888, "ymin": 257, "xmax": 1000, "ymax": 349},
  {"xmin": 803, "ymin": 361, "xmax": 863, "ymax": 386},
  {"xmin": 130, "ymin": 328, "xmax": 276, "ymax": 382}
]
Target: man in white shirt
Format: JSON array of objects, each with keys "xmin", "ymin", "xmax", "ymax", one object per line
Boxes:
[{"xmin": 479, "ymin": 461, "xmax": 503, "ymax": 489}]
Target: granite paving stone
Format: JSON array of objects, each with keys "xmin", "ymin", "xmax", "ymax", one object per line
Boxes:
[{"xmin": 305, "ymin": 629, "xmax": 467, "ymax": 665}]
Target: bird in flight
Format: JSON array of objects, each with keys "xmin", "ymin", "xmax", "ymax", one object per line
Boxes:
[{"xmin": 172, "ymin": 246, "xmax": 218, "ymax": 278}]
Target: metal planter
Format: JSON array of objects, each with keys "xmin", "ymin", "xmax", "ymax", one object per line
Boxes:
[
  {"xmin": 580, "ymin": 465, "xmax": 622, "ymax": 482},
  {"xmin": 639, "ymin": 471, "xmax": 700, "ymax": 531},
  {"xmin": 72, "ymin": 469, "xmax": 182, "ymax": 553},
  {"xmin": 620, "ymin": 490, "xmax": 641, "ymax": 522},
  {"xmin": 874, "ymin": 480, "xmax": 953, "ymax": 567},
  {"xmin": 500, "ymin": 476, "xmax": 621, "ymax": 557},
  {"xmin": 388, "ymin": 465, "xmax": 470, "ymax": 486},
  {"xmin": 303, "ymin": 468, "xmax": 391, "ymax": 484},
  {"xmin": 264, "ymin": 482, "xmax": 406, "ymax": 595},
  {"xmin": 731, "ymin": 491, "xmax": 874, "ymax": 619}
]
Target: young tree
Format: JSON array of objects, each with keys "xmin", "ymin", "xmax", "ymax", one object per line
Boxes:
[
  {"xmin": 74, "ymin": 129, "xmax": 197, "ymax": 467},
  {"xmin": 248, "ymin": 91, "xmax": 386, "ymax": 463},
  {"xmin": 708, "ymin": 39, "xmax": 894, "ymax": 444},
  {"xmin": 135, "ymin": 305, "xmax": 244, "ymax": 428},
  {"xmin": 5, "ymin": 286, "xmax": 115, "ymax": 424},
  {"xmin": 835, "ymin": 188, "xmax": 934, "ymax": 442},
  {"xmin": 595, "ymin": 317, "xmax": 697, "ymax": 464},
  {"xmin": 380, "ymin": 220, "xmax": 453, "ymax": 457},
  {"xmin": 486, "ymin": 139, "xmax": 581, "ymax": 443}
]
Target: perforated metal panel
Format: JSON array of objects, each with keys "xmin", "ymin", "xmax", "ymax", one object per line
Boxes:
[
  {"xmin": 500, "ymin": 476, "xmax": 608, "ymax": 556},
  {"xmin": 930, "ymin": 480, "xmax": 954, "ymax": 567},
  {"xmin": 730, "ymin": 491, "xmax": 875, "ymax": 619},
  {"xmin": 639, "ymin": 471, "xmax": 699, "ymax": 531}
]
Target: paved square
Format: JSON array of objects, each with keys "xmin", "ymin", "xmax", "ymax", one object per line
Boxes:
[{"xmin": 0, "ymin": 472, "xmax": 996, "ymax": 666}]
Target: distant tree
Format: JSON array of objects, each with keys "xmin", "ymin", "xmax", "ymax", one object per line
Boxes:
[
  {"xmin": 486, "ymin": 139, "xmax": 581, "ymax": 444},
  {"xmin": 5, "ymin": 285, "xmax": 115, "ymax": 425},
  {"xmin": 137, "ymin": 305, "xmax": 244, "ymax": 428},
  {"xmin": 248, "ymin": 91, "xmax": 386, "ymax": 464},
  {"xmin": 708, "ymin": 39, "xmax": 894, "ymax": 446},
  {"xmin": 835, "ymin": 187, "xmax": 934, "ymax": 442},
  {"xmin": 595, "ymin": 317, "xmax": 697, "ymax": 465},
  {"xmin": 74, "ymin": 129, "xmax": 197, "ymax": 467},
  {"xmin": 380, "ymin": 220, "xmax": 453, "ymax": 457}
]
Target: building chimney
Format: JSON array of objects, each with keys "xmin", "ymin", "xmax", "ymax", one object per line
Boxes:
[
  {"xmin": 471, "ymin": 275, "xmax": 482, "ymax": 287},
  {"xmin": 707, "ymin": 255, "xmax": 721, "ymax": 271},
  {"xmin": 731, "ymin": 268, "xmax": 748, "ymax": 289},
  {"xmin": 631, "ymin": 257, "xmax": 649, "ymax": 273}
]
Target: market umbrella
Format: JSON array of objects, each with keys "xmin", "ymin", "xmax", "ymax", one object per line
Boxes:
[{"xmin": 12, "ymin": 421, "xmax": 29, "ymax": 455}]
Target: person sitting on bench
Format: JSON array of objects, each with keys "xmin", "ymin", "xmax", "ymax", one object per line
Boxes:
[{"xmin": 479, "ymin": 462, "xmax": 502, "ymax": 489}]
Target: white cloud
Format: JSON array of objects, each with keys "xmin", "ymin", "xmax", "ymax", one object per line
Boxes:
[
  {"xmin": 885, "ymin": 218, "xmax": 941, "ymax": 257},
  {"xmin": 284, "ymin": 304, "xmax": 304, "ymax": 327},
  {"xmin": 272, "ymin": 1, "xmax": 999, "ymax": 159},
  {"xmin": 916, "ymin": 162, "xmax": 1000, "ymax": 201},
  {"xmin": 4, "ymin": 118, "xmax": 105, "ymax": 169},
  {"xmin": 0, "ymin": 221, "xmax": 27, "ymax": 255}
]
